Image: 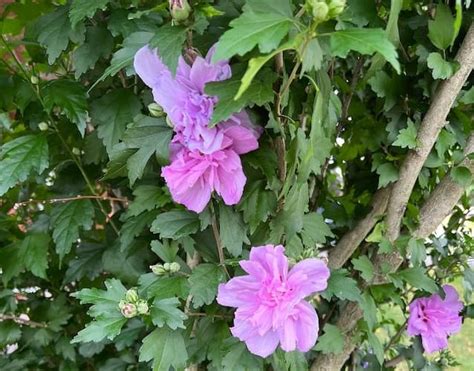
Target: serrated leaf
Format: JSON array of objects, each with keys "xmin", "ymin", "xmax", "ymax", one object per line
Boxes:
[
  {"xmin": 408, "ymin": 238, "xmax": 426, "ymax": 266},
  {"xmin": 0, "ymin": 135, "xmax": 49, "ymax": 196},
  {"xmin": 359, "ymin": 292, "xmax": 377, "ymax": 331},
  {"xmin": 314, "ymin": 324, "xmax": 344, "ymax": 354},
  {"xmin": 73, "ymin": 26, "xmax": 114, "ymax": 78},
  {"xmin": 451, "ymin": 166, "xmax": 472, "ymax": 188},
  {"xmin": 301, "ymin": 212, "xmax": 334, "ymax": 247},
  {"xmin": 139, "ymin": 328, "xmax": 188, "ymax": 371},
  {"xmin": 91, "ymin": 89, "xmax": 142, "ymax": 152},
  {"xmin": 221, "ymin": 341, "xmax": 264, "ymax": 370},
  {"xmin": 213, "ymin": 0, "xmax": 293, "ymax": 62},
  {"xmin": 20, "ymin": 233, "xmax": 50, "ymax": 279},
  {"xmin": 69, "ymin": 0, "xmax": 110, "ymax": 27},
  {"xmin": 50, "ymin": 200, "xmax": 95, "ymax": 260},
  {"xmin": 239, "ymin": 180, "xmax": 277, "ymax": 234},
  {"xmin": 301, "ymin": 38, "xmax": 323, "ymax": 73},
  {"xmin": 120, "ymin": 210, "xmax": 158, "ymax": 251},
  {"xmin": 393, "ymin": 120, "xmax": 418, "ymax": 149},
  {"xmin": 43, "ymin": 80, "xmax": 88, "ymax": 136},
  {"xmin": 367, "ymin": 332, "xmax": 384, "ymax": 364},
  {"xmin": 0, "ymin": 322, "xmax": 22, "ymax": 346},
  {"xmin": 322, "ymin": 269, "xmax": 362, "ymax": 302},
  {"xmin": 149, "ymin": 24, "xmax": 187, "ymax": 74},
  {"xmin": 189, "ymin": 264, "xmax": 225, "ymax": 307},
  {"xmin": 394, "ymin": 267, "xmax": 438, "ymax": 293},
  {"xmin": 427, "ymin": 52, "xmax": 458, "ymax": 80},
  {"xmin": 274, "ymin": 182, "xmax": 309, "ymax": 240},
  {"xmin": 330, "ymin": 28, "xmax": 400, "ymax": 73},
  {"xmin": 150, "ymin": 298, "xmax": 187, "ymax": 330},
  {"xmin": 352, "ymin": 255, "xmax": 374, "ymax": 282},
  {"xmin": 127, "ymin": 185, "xmax": 170, "ymax": 217},
  {"xmin": 72, "ymin": 313, "xmax": 127, "ymax": 343},
  {"xmin": 64, "ymin": 243, "xmax": 104, "ymax": 283},
  {"xmin": 428, "ymin": 4, "xmax": 455, "ymax": 50},
  {"xmin": 219, "ymin": 205, "xmax": 249, "ymax": 257},
  {"xmin": 150, "ymin": 211, "xmax": 200, "ymax": 239},
  {"xmin": 375, "ymin": 163, "xmax": 398, "ymax": 188}
]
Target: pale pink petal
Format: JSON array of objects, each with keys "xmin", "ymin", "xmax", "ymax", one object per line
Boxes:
[
  {"xmin": 242, "ymin": 329, "xmax": 280, "ymax": 358},
  {"xmin": 214, "ymin": 149, "xmax": 246, "ymax": 205},
  {"xmin": 293, "ymin": 301, "xmax": 319, "ymax": 352},
  {"xmin": 223, "ymin": 125, "xmax": 259, "ymax": 154},
  {"xmin": 288, "ymin": 258, "xmax": 330, "ymax": 299},
  {"xmin": 278, "ymin": 317, "xmax": 297, "ymax": 352},
  {"xmin": 442, "ymin": 285, "xmax": 463, "ymax": 312},
  {"xmin": 133, "ymin": 46, "xmax": 169, "ymax": 87},
  {"xmin": 248, "ymin": 245, "xmax": 288, "ymax": 281},
  {"xmin": 217, "ymin": 276, "xmax": 261, "ymax": 308},
  {"xmin": 422, "ymin": 333, "xmax": 448, "ymax": 353}
]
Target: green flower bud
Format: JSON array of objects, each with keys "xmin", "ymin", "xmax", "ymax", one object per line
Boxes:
[
  {"xmin": 136, "ymin": 299, "xmax": 149, "ymax": 315},
  {"xmin": 165, "ymin": 116, "xmax": 174, "ymax": 128},
  {"xmin": 118, "ymin": 300, "xmax": 127, "ymax": 310},
  {"xmin": 120, "ymin": 303, "xmax": 137, "ymax": 318},
  {"xmin": 151, "ymin": 264, "xmax": 167, "ymax": 275},
  {"xmin": 328, "ymin": 0, "xmax": 346, "ymax": 17},
  {"xmin": 312, "ymin": 2, "xmax": 329, "ymax": 23},
  {"xmin": 169, "ymin": 262, "xmax": 181, "ymax": 273},
  {"xmin": 30, "ymin": 76, "xmax": 39, "ymax": 85},
  {"xmin": 148, "ymin": 103, "xmax": 164, "ymax": 117},
  {"xmin": 38, "ymin": 122, "xmax": 49, "ymax": 131},
  {"xmin": 163, "ymin": 262, "xmax": 171, "ymax": 271},
  {"xmin": 72, "ymin": 147, "xmax": 81, "ymax": 156},
  {"xmin": 125, "ymin": 289, "xmax": 138, "ymax": 303},
  {"xmin": 169, "ymin": 0, "xmax": 191, "ymax": 23}
]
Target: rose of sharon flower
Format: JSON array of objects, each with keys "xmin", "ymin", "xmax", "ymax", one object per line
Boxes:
[
  {"xmin": 217, "ymin": 245, "xmax": 330, "ymax": 357},
  {"xmin": 407, "ymin": 285, "xmax": 463, "ymax": 353},
  {"xmin": 134, "ymin": 45, "xmax": 238, "ymax": 154}
]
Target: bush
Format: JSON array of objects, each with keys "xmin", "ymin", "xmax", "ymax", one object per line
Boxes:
[{"xmin": 0, "ymin": 0, "xmax": 473, "ymax": 370}]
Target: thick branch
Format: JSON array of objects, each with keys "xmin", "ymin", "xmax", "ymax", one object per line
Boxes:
[
  {"xmin": 328, "ymin": 187, "xmax": 391, "ymax": 269},
  {"xmin": 311, "ymin": 25, "xmax": 474, "ymax": 371},
  {"xmin": 385, "ymin": 24, "xmax": 474, "ymax": 242}
]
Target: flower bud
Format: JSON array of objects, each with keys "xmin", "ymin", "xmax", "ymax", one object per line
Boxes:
[
  {"xmin": 163, "ymin": 262, "xmax": 171, "ymax": 271},
  {"xmin": 311, "ymin": 2, "xmax": 329, "ymax": 23},
  {"xmin": 151, "ymin": 264, "xmax": 167, "ymax": 275},
  {"xmin": 136, "ymin": 299, "xmax": 149, "ymax": 315},
  {"xmin": 30, "ymin": 76, "xmax": 39, "ymax": 85},
  {"xmin": 169, "ymin": 262, "xmax": 181, "ymax": 273},
  {"xmin": 169, "ymin": 0, "xmax": 191, "ymax": 23},
  {"xmin": 165, "ymin": 116, "xmax": 174, "ymax": 128},
  {"xmin": 328, "ymin": 0, "xmax": 346, "ymax": 17},
  {"xmin": 125, "ymin": 289, "xmax": 138, "ymax": 303},
  {"xmin": 120, "ymin": 303, "xmax": 137, "ymax": 318},
  {"xmin": 118, "ymin": 300, "xmax": 127, "ymax": 310},
  {"xmin": 148, "ymin": 103, "xmax": 164, "ymax": 117},
  {"xmin": 38, "ymin": 122, "xmax": 49, "ymax": 131},
  {"xmin": 72, "ymin": 147, "xmax": 81, "ymax": 156}
]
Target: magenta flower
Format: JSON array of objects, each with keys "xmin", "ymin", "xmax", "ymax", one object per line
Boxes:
[
  {"xmin": 217, "ymin": 245, "xmax": 330, "ymax": 357},
  {"xmin": 407, "ymin": 285, "xmax": 463, "ymax": 353},
  {"xmin": 134, "ymin": 45, "xmax": 239, "ymax": 154}
]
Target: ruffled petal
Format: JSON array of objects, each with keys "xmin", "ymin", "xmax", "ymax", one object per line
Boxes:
[
  {"xmin": 133, "ymin": 46, "xmax": 169, "ymax": 88},
  {"xmin": 421, "ymin": 333, "xmax": 448, "ymax": 353},
  {"xmin": 294, "ymin": 301, "xmax": 319, "ymax": 352},
  {"xmin": 288, "ymin": 258, "xmax": 330, "ymax": 299},
  {"xmin": 214, "ymin": 149, "xmax": 246, "ymax": 205}
]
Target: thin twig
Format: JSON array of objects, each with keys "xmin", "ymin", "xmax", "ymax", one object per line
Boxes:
[
  {"xmin": 384, "ymin": 317, "xmax": 408, "ymax": 352},
  {"xmin": 0, "ymin": 314, "xmax": 47, "ymax": 328},
  {"xmin": 13, "ymin": 195, "xmax": 128, "ymax": 208}
]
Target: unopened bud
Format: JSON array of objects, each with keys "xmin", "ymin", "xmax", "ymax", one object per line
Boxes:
[
  {"xmin": 38, "ymin": 122, "xmax": 49, "ymax": 131},
  {"xmin": 136, "ymin": 299, "xmax": 149, "ymax": 315},
  {"xmin": 328, "ymin": 0, "xmax": 346, "ymax": 17},
  {"xmin": 151, "ymin": 264, "xmax": 167, "ymax": 275},
  {"xmin": 148, "ymin": 103, "xmax": 164, "ymax": 117},
  {"xmin": 169, "ymin": 262, "xmax": 180, "ymax": 273},
  {"xmin": 118, "ymin": 300, "xmax": 127, "ymax": 310},
  {"xmin": 312, "ymin": 2, "xmax": 329, "ymax": 22},
  {"xmin": 72, "ymin": 147, "xmax": 81, "ymax": 156},
  {"xmin": 163, "ymin": 262, "xmax": 171, "ymax": 271},
  {"xmin": 169, "ymin": 0, "xmax": 191, "ymax": 23},
  {"xmin": 125, "ymin": 289, "xmax": 138, "ymax": 303},
  {"xmin": 165, "ymin": 115, "xmax": 174, "ymax": 128},
  {"xmin": 120, "ymin": 303, "xmax": 137, "ymax": 318},
  {"xmin": 30, "ymin": 76, "xmax": 39, "ymax": 85}
]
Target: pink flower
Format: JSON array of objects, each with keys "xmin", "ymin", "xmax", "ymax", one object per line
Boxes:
[
  {"xmin": 407, "ymin": 285, "xmax": 463, "ymax": 353},
  {"xmin": 217, "ymin": 245, "xmax": 330, "ymax": 357}
]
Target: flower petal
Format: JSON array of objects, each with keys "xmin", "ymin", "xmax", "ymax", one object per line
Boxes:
[
  {"xmin": 421, "ymin": 333, "xmax": 448, "ymax": 353},
  {"xmin": 288, "ymin": 258, "xmax": 330, "ymax": 298}
]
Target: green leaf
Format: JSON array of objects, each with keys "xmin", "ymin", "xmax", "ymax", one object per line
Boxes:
[
  {"xmin": 150, "ymin": 211, "xmax": 200, "ymax": 239},
  {"xmin": 323, "ymin": 269, "xmax": 362, "ymax": 302},
  {"xmin": 72, "ymin": 313, "xmax": 127, "ymax": 343},
  {"xmin": 314, "ymin": 324, "xmax": 344, "ymax": 354},
  {"xmin": 451, "ymin": 166, "xmax": 472, "ymax": 188},
  {"xmin": 394, "ymin": 267, "xmax": 438, "ymax": 293},
  {"xmin": 73, "ymin": 26, "xmax": 114, "ymax": 78},
  {"xmin": 301, "ymin": 212, "xmax": 334, "ymax": 247},
  {"xmin": 375, "ymin": 163, "xmax": 398, "ymax": 188},
  {"xmin": 213, "ymin": 0, "xmax": 293, "ymax": 62},
  {"xmin": 221, "ymin": 341, "xmax": 264, "ymax": 370},
  {"xmin": 359, "ymin": 291, "xmax": 377, "ymax": 331},
  {"xmin": 393, "ymin": 120, "xmax": 418, "ymax": 149},
  {"xmin": 367, "ymin": 332, "xmax": 384, "ymax": 364},
  {"xmin": 368, "ymin": 70, "xmax": 399, "ymax": 110},
  {"xmin": 150, "ymin": 298, "xmax": 187, "ymax": 330},
  {"xmin": 408, "ymin": 237, "xmax": 426, "ymax": 266},
  {"xmin": 43, "ymin": 80, "xmax": 88, "ymax": 136},
  {"xmin": 127, "ymin": 185, "xmax": 170, "ymax": 217},
  {"xmin": 142, "ymin": 275, "xmax": 189, "ymax": 300},
  {"xmin": 0, "ymin": 246, "xmax": 23, "ymax": 284},
  {"xmin": 149, "ymin": 24, "xmax": 188, "ymax": 74},
  {"xmin": 219, "ymin": 205, "xmax": 249, "ymax": 257},
  {"xmin": 274, "ymin": 182, "xmax": 309, "ymax": 240},
  {"xmin": 20, "ymin": 233, "xmax": 50, "ymax": 279},
  {"xmin": 36, "ymin": 6, "xmax": 83, "ymax": 64},
  {"xmin": 352, "ymin": 255, "xmax": 374, "ymax": 282},
  {"xmin": 120, "ymin": 210, "xmax": 158, "ymax": 251},
  {"xmin": 205, "ymin": 68, "xmax": 275, "ymax": 125},
  {"xmin": 428, "ymin": 4, "xmax": 455, "ymax": 50},
  {"xmin": 64, "ymin": 243, "xmax": 104, "ymax": 283},
  {"xmin": 301, "ymin": 38, "xmax": 323, "ymax": 73},
  {"xmin": 239, "ymin": 180, "xmax": 277, "ymax": 234},
  {"xmin": 189, "ymin": 264, "xmax": 225, "ymax": 307},
  {"xmin": 330, "ymin": 28, "xmax": 400, "ymax": 73},
  {"xmin": 427, "ymin": 52, "xmax": 458, "ymax": 80},
  {"xmin": 50, "ymin": 200, "xmax": 95, "ymax": 260},
  {"xmin": 435, "ymin": 129, "xmax": 457, "ymax": 159},
  {"xmin": 0, "ymin": 322, "xmax": 22, "ymax": 346},
  {"xmin": 0, "ymin": 134, "xmax": 49, "ymax": 196},
  {"xmin": 139, "ymin": 328, "xmax": 188, "ymax": 371},
  {"xmin": 90, "ymin": 89, "xmax": 142, "ymax": 152},
  {"xmin": 69, "ymin": 0, "xmax": 110, "ymax": 27}
]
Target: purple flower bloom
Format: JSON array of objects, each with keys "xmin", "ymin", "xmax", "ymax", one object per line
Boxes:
[
  {"xmin": 407, "ymin": 285, "xmax": 463, "ymax": 353},
  {"xmin": 217, "ymin": 245, "xmax": 330, "ymax": 357},
  {"xmin": 134, "ymin": 45, "xmax": 237, "ymax": 154}
]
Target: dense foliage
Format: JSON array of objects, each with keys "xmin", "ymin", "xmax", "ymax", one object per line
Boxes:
[{"xmin": 0, "ymin": 0, "xmax": 473, "ymax": 370}]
